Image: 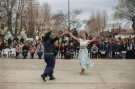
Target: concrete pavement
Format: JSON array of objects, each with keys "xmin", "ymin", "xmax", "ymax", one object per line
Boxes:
[{"xmin": 0, "ymin": 58, "xmax": 135, "ymax": 89}]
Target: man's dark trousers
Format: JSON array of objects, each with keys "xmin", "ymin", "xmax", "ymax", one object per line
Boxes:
[{"xmin": 44, "ymin": 54, "xmax": 55, "ymax": 77}]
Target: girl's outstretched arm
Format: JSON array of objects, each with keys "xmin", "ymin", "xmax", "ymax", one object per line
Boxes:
[
  {"xmin": 68, "ymin": 32, "xmax": 79, "ymax": 42},
  {"xmin": 58, "ymin": 31, "xmax": 68, "ymax": 38},
  {"xmin": 88, "ymin": 34, "xmax": 99, "ymax": 44},
  {"xmin": 88, "ymin": 37, "xmax": 96, "ymax": 44}
]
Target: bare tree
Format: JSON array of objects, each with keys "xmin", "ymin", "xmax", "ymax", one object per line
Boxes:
[
  {"xmin": 87, "ymin": 11, "xmax": 108, "ymax": 35},
  {"xmin": 55, "ymin": 10, "xmax": 85, "ymax": 31},
  {"xmin": 13, "ymin": 0, "xmax": 28, "ymax": 36},
  {"xmin": 41, "ymin": 3, "xmax": 51, "ymax": 31},
  {"xmin": 1, "ymin": 0, "xmax": 29, "ymax": 36},
  {"xmin": 102, "ymin": 10, "xmax": 108, "ymax": 30},
  {"xmin": 113, "ymin": 0, "xmax": 135, "ymax": 31},
  {"xmin": 33, "ymin": 2, "xmax": 40, "ymax": 36},
  {"xmin": 2, "ymin": 0, "xmax": 17, "ymax": 36},
  {"xmin": 25, "ymin": 0, "xmax": 38, "ymax": 37},
  {"xmin": 51, "ymin": 14, "xmax": 63, "ymax": 34}
]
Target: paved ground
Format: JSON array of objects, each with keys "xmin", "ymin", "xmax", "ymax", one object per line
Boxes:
[{"xmin": 0, "ymin": 58, "xmax": 135, "ymax": 89}]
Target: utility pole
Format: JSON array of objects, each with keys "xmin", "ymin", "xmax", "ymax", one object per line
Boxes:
[{"xmin": 68, "ymin": 0, "xmax": 70, "ymax": 31}]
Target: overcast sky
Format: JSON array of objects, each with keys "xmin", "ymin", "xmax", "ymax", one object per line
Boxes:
[{"xmin": 38, "ymin": 0, "xmax": 118, "ymax": 21}]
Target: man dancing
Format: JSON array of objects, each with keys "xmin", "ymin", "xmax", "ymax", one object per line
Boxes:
[{"xmin": 41, "ymin": 31, "xmax": 67, "ymax": 82}]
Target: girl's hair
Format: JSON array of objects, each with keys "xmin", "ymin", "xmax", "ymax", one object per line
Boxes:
[
  {"xmin": 78, "ymin": 31, "xmax": 88, "ymax": 39},
  {"xmin": 85, "ymin": 33, "xmax": 88, "ymax": 39}
]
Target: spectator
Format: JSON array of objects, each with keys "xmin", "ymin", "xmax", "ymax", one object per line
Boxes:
[
  {"xmin": 65, "ymin": 48, "xmax": 72, "ymax": 59},
  {"xmin": 131, "ymin": 40, "xmax": 135, "ymax": 59},
  {"xmin": 37, "ymin": 42, "xmax": 44, "ymax": 59},
  {"xmin": 20, "ymin": 37, "xmax": 24, "ymax": 43},
  {"xmin": 65, "ymin": 43, "xmax": 74, "ymax": 59},
  {"xmin": 14, "ymin": 36, "xmax": 19, "ymax": 42},
  {"xmin": 126, "ymin": 41, "xmax": 133, "ymax": 59},
  {"xmin": 72, "ymin": 28, "xmax": 78, "ymax": 37},
  {"xmin": 15, "ymin": 43, "xmax": 22, "ymax": 59},
  {"xmin": 0, "ymin": 41, "xmax": 2, "ymax": 51},
  {"xmin": 4, "ymin": 41, "xmax": 10, "ymax": 49},
  {"xmin": 8, "ymin": 37, "xmax": 12, "ymax": 46},
  {"xmin": 107, "ymin": 40, "xmax": 113, "ymax": 59},
  {"xmin": 114, "ymin": 41, "xmax": 121, "ymax": 59},
  {"xmin": 91, "ymin": 43, "xmax": 98, "ymax": 58},
  {"xmin": 3, "ymin": 39, "xmax": 7, "ymax": 45},
  {"xmin": 54, "ymin": 40, "xmax": 59, "ymax": 56},
  {"xmin": 69, "ymin": 36, "xmax": 73, "ymax": 43},
  {"xmin": 60, "ymin": 43, "xmax": 65, "ymax": 59},
  {"xmin": 0, "ymin": 42, "xmax": 2, "ymax": 56},
  {"xmin": 68, "ymin": 42, "xmax": 75, "ymax": 58},
  {"xmin": 64, "ymin": 36, "xmax": 69, "ymax": 43},
  {"xmin": 121, "ymin": 40, "xmax": 127, "ymax": 59},
  {"xmin": 99, "ymin": 41, "xmax": 107, "ymax": 58},
  {"xmin": 64, "ymin": 42, "xmax": 69, "ymax": 59},
  {"xmin": 112, "ymin": 41, "xmax": 116, "ymax": 58},
  {"xmin": 22, "ymin": 43, "xmax": 29, "ymax": 59},
  {"xmin": 30, "ymin": 44, "xmax": 36, "ymax": 59}
]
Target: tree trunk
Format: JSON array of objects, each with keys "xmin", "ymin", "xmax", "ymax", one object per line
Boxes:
[
  {"xmin": 7, "ymin": 12, "xmax": 14, "ymax": 37},
  {"xmin": 132, "ymin": 17, "xmax": 135, "ymax": 32},
  {"xmin": 27, "ymin": 23, "xmax": 34, "ymax": 38},
  {"xmin": 15, "ymin": 14, "xmax": 19, "ymax": 36}
]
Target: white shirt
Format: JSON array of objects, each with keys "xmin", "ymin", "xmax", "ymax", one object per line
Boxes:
[{"xmin": 79, "ymin": 39, "xmax": 89, "ymax": 47}]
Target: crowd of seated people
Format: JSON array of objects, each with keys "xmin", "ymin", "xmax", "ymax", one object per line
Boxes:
[
  {"xmin": 0, "ymin": 37, "xmax": 44, "ymax": 59},
  {"xmin": 0, "ymin": 31, "xmax": 135, "ymax": 59}
]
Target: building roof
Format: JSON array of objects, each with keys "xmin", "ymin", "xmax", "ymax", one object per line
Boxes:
[
  {"xmin": 100, "ymin": 31, "xmax": 111, "ymax": 37},
  {"xmin": 119, "ymin": 29, "xmax": 135, "ymax": 34},
  {"xmin": 111, "ymin": 28, "xmax": 134, "ymax": 34},
  {"xmin": 100, "ymin": 29, "xmax": 135, "ymax": 37}
]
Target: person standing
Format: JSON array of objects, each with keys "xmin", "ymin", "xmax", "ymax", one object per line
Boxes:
[
  {"xmin": 121, "ymin": 40, "xmax": 127, "ymax": 59},
  {"xmin": 126, "ymin": 41, "xmax": 133, "ymax": 59},
  {"xmin": 41, "ymin": 31, "xmax": 67, "ymax": 81},
  {"xmin": 60, "ymin": 43, "xmax": 65, "ymax": 59},
  {"xmin": 0, "ymin": 41, "xmax": 2, "ymax": 57},
  {"xmin": 98, "ymin": 41, "xmax": 107, "ymax": 58},
  {"xmin": 68, "ymin": 32, "xmax": 97, "ymax": 75},
  {"xmin": 108, "ymin": 40, "xmax": 113, "ymax": 59}
]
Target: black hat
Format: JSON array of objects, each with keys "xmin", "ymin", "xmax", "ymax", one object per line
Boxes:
[
  {"xmin": 43, "ymin": 31, "xmax": 52, "ymax": 42},
  {"xmin": 45, "ymin": 31, "xmax": 52, "ymax": 38}
]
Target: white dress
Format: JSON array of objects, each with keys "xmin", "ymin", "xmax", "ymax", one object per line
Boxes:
[{"xmin": 78, "ymin": 39, "xmax": 94, "ymax": 69}]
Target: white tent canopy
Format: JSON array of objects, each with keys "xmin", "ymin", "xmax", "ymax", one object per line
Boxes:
[{"xmin": 5, "ymin": 31, "xmax": 13, "ymax": 40}]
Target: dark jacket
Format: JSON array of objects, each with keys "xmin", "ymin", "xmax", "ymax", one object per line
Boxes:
[
  {"xmin": 8, "ymin": 38, "xmax": 12, "ymax": 45},
  {"xmin": 0, "ymin": 44, "xmax": 2, "ymax": 51},
  {"xmin": 99, "ymin": 42, "xmax": 107, "ymax": 51},
  {"xmin": 107, "ymin": 42, "xmax": 113, "ymax": 51},
  {"xmin": 121, "ymin": 43, "xmax": 127, "ymax": 51},
  {"xmin": 14, "ymin": 37, "xmax": 19, "ymax": 42},
  {"xmin": 114, "ymin": 43, "xmax": 121, "ymax": 52},
  {"xmin": 20, "ymin": 38, "xmax": 24, "ymax": 43},
  {"xmin": 22, "ymin": 45, "xmax": 29, "ymax": 51},
  {"xmin": 43, "ymin": 37, "xmax": 59, "ymax": 54}
]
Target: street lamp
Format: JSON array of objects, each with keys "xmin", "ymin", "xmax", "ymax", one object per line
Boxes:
[{"xmin": 68, "ymin": 0, "xmax": 70, "ymax": 31}]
